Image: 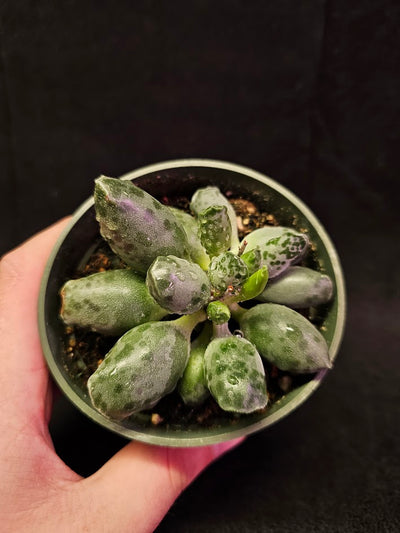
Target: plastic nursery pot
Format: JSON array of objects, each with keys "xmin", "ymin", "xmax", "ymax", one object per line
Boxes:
[{"xmin": 39, "ymin": 159, "xmax": 346, "ymax": 447}]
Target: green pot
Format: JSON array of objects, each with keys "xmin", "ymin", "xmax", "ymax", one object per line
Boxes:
[{"xmin": 39, "ymin": 159, "xmax": 346, "ymax": 447}]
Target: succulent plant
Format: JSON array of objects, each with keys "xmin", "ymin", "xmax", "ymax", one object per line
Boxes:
[{"xmin": 60, "ymin": 176, "xmax": 335, "ymax": 421}]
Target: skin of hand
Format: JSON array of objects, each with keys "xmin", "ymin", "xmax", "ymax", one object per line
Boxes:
[{"xmin": 0, "ymin": 219, "xmax": 243, "ymax": 533}]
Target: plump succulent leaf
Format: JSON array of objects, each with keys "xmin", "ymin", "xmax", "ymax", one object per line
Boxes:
[
  {"xmin": 190, "ymin": 186, "xmax": 240, "ymax": 251},
  {"xmin": 94, "ymin": 176, "xmax": 191, "ymax": 274},
  {"xmin": 244, "ymin": 227, "xmax": 310, "ymax": 278},
  {"xmin": 88, "ymin": 311, "xmax": 205, "ymax": 419},
  {"xmin": 198, "ymin": 205, "xmax": 232, "ymax": 257},
  {"xmin": 178, "ymin": 323, "xmax": 212, "ymax": 406},
  {"xmin": 146, "ymin": 255, "xmax": 211, "ymax": 314},
  {"xmin": 256, "ymin": 266, "xmax": 334, "ymax": 308},
  {"xmin": 204, "ymin": 335, "xmax": 268, "ymax": 413},
  {"xmin": 169, "ymin": 207, "xmax": 210, "ymax": 270},
  {"xmin": 87, "ymin": 321, "xmax": 190, "ymax": 419},
  {"xmin": 241, "ymin": 226, "xmax": 289, "ymax": 250},
  {"xmin": 238, "ymin": 303, "xmax": 332, "ymax": 373},
  {"xmin": 208, "ymin": 252, "xmax": 249, "ymax": 294},
  {"xmin": 60, "ymin": 269, "xmax": 168, "ymax": 335}
]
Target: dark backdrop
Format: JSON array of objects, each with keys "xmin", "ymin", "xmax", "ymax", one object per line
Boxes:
[{"xmin": 1, "ymin": 1, "xmax": 399, "ymax": 531}]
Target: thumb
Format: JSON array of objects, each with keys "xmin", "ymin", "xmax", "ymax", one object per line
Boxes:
[{"xmin": 78, "ymin": 437, "xmax": 243, "ymax": 533}]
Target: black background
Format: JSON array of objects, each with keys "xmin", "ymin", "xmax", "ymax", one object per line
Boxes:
[{"xmin": 1, "ymin": 1, "xmax": 399, "ymax": 531}]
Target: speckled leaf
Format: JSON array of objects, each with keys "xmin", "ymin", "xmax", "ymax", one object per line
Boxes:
[
  {"xmin": 169, "ymin": 207, "xmax": 210, "ymax": 270},
  {"xmin": 239, "ymin": 303, "xmax": 332, "ymax": 373},
  {"xmin": 257, "ymin": 266, "xmax": 334, "ymax": 308},
  {"xmin": 94, "ymin": 176, "xmax": 191, "ymax": 274},
  {"xmin": 261, "ymin": 231, "xmax": 310, "ymax": 278},
  {"xmin": 146, "ymin": 255, "xmax": 211, "ymax": 314},
  {"xmin": 204, "ymin": 336, "xmax": 268, "ymax": 413},
  {"xmin": 190, "ymin": 186, "xmax": 240, "ymax": 251},
  {"xmin": 208, "ymin": 252, "xmax": 249, "ymax": 294},
  {"xmin": 60, "ymin": 269, "xmax": 168, "ymax": 335},
  {"xmin": 87, "ymin": 316, "xmax": 202, "ymax": 419},
  {"xmin": 198, "ymin": 205, "xmax": 232, "ymax": 257},
  {"xmin": 244, "ymin": 226, "xmax": 309, "ymax": 278},
  {"xmin": 241, "ymin": 226, "xmax": 289, "ymax": 250}
]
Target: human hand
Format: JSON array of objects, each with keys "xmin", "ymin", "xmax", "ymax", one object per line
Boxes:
[{"xmin": 0, "ymin": 219, "xmax": 243, "ymax": 533}]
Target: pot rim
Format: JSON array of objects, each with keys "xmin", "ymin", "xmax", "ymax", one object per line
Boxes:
[{"xmin": 39, "ymin": 158, "xmax": 346, "ymax": 447}]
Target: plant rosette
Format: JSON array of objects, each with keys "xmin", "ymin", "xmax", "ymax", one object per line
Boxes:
[{"xmin": 39, "ymin": 159, "xmax": 346, "ymax": 447}]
